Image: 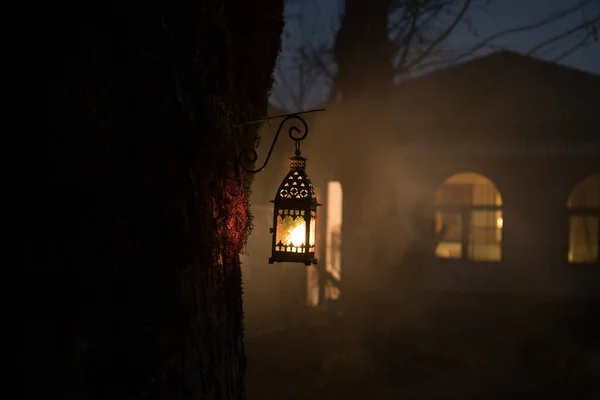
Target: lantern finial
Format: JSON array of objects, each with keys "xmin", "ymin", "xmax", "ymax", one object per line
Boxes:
[{"xmin": 289, "ymin": 155, "xmax": 307, "ymax": 171}]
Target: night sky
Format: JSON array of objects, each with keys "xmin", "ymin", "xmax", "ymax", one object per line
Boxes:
[
  {"xmin": 272, "ymin": 0, "xmax": 599, "ymax": 109},
  {"xmin": 448, "ymin": 0, "xmax": 600, "ymax": 72}
]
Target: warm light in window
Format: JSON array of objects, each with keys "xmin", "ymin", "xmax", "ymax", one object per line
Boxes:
[
  {"xmin": 434, "ymin": 172, "xmax": 503, "ymax": 262},
  {"xmin": 567, "ymin": 174, "xmax": 599, "ymax": 264}
]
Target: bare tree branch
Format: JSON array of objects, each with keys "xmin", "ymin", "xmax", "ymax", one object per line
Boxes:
[
  {"xmin": 414, "ymin": 0, "xmax": 596, "ymax": 71},
  {"xmin": 397, "ymin": 1, "xmax": 421, "ymax": 68},
  {"xmin": 273, "ymin": 67, "xmax": 303, "ymax": 110},
  {"xmin": 272, "ymin": 0, "xmax": 595, "ymax": 109},
  {"xmin": 404, "ymin": 0, "xmax": 472, "ymax": 70},
  {"xmin": 527, "ymin": 13, "xmax": 600, "ymax": 55},
  {"xmin": 553, "ymin": 30, "xmax": 595, "ymax": 62},
  {"xmin": 298, "ymin": 46, "xmax": 336, "ymax": 81}
]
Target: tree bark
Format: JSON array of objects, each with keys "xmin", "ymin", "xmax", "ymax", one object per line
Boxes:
[
  {"xmin": 36, "ymin": 1, "xmax": 283, "ymax": 399},
  {"xmin": 333, "ymin": 0, "xmax": 395, "ymax": 104}
]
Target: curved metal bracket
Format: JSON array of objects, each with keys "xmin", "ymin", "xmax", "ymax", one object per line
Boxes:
[{"xmin": 237, "ymin": 109, "xmax": 325, "ymax": 174}]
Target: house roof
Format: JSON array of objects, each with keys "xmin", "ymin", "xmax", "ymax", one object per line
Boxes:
[{"xmin": 391, "ymin": 51, "xmax": 600, "ymax": 141}]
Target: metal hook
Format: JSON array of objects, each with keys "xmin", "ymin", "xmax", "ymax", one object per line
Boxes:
[{"xmin": 237, "ymin": 109, "xmax": 325, "ymax": 174}]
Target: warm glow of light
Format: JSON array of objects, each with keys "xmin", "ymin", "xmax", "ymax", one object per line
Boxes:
[
  {"xmin": 290, "ymin": 225, "xmax": 305, "ymax": 246},
  {"xmin": 438, "ymin": 248, "xmax": 451, "ymax": 257},
  {"xmin": 496, "ymin": 217, "xmax": 503, "ymax": 229},
  {"xmin": 325, "ymin": 181, "xmax": 343, "ymax": 294},
  {"xmin": 435, "ymin": 242, "xmax": 462, "ymax": 259}
]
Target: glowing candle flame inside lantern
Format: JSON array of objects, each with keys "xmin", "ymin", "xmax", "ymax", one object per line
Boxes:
[{"xmin": 289, "ymin": 224, "xmax": 306, "ymax": 246}]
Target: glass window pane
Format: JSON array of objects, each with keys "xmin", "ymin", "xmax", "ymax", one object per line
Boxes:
[
  {"xmin": 569, "ymin": 215, "xmax": 599, "ymax": 263},
  {"xmin": 469, "ymin": 210, "xmax": 502, "ymax": 261},
  {"xmin": 435, "ymin": 211, "xmax": 462, "ymax": 259},
  {"xmin": 435, "ymin": 211, "xmax": 462, "ymax": 241},
  {"xmin": 472, "ymin": 182, "xmax": 500, "ymax": 206},
  {"xmin": 436, "ymin": 184, "xmax": 473, "ymax": 206},
  {"xmin": 434, "ymin": 173, "xmax": 502, "ymax": 206},
  {"xmin": 436, "ymin": 242, "xmax": 463, "ymax": 259}
]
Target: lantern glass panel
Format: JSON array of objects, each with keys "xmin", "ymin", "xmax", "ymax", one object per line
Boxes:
[
  {"xmin": 309, "ymin": 210, "xmax": 316, "ymax": 251},
  {"xmin": 275, "ymin": 209, "xmax": 307, "ymax": 253}
]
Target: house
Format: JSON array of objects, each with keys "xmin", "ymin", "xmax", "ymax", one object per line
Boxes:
[{"xmin": 242, "ymin": 51, "xmax": 599, "ymax": 334}]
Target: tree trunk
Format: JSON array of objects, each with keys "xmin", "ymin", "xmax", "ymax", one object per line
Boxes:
[
  {"xmin": 333, "ymin": 0, "xmax": 395, "ymax": 104},
  {"xmin": 36, "ymin": 1, "xmax": 283, "ymax": 399}
]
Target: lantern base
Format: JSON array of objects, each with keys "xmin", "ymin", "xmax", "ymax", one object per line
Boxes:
[{"xmin": 269, "ymin": 257, "xmax": 318, "ymax": 266}]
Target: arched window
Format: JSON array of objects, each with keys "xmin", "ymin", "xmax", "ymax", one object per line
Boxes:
[
  {"xmin": 567, "ymin": 174, "xmax": 600, "ymax": 264},
  {"xmin": 434, "ymin": 172, "xmax": 502, "ymax": 262}
]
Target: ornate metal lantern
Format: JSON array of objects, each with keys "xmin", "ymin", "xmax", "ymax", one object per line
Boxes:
[
  {"xmin": 269, "ymin": 154, "xmax": 319, "ymax": 265},
  {"xmin": 238, "ymin": 110, "xmax": 324, "ymax": 265}
]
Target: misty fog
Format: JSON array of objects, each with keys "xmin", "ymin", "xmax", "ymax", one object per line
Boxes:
[
  {"xmin": 239, "ymin": 103, "xmax": 599, "ymax": 399},
  {"xmin": 239, "ymin": 1, "xmax": 599, "ymax": 398}
]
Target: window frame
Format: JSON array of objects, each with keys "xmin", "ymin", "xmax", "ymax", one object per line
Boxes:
[
  {"xmin": 566, "ymin": 174, "xmax": 600, "ymax": 266},
  {"xmin": 433, "ymin": 175, "xmax": 503, "ymax": 263},
  {"xmin": 435, "ymin": 203, "xmax": 503, "ymax": 262},
  {"xmin": 566, "ymin": 207, "xmax": 600, "ymax": 265}
]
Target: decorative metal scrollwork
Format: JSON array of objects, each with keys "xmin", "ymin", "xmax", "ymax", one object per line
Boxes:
[{"xmin": 237, "ymin": 109, "xmax": 325, "ymax": 174}]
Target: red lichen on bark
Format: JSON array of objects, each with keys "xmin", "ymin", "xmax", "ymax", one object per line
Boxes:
[{"xmin": 212, "ymin": 157, "xmax": 250, "ymax": 267}]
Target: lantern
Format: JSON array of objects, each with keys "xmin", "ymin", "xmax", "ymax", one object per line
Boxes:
[{"xmin": 269, "ymin": 155, "xmax": 320, "ymax": 265}]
